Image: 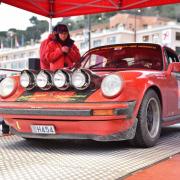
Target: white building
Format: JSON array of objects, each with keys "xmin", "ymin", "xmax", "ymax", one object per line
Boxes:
[
  {"xmin": 0, "ymin": 44, "xmax": 40, "ymax": 76},
  {"xmin": 137, "ymin": 21, "xmax": 180, "ymax": 54},
  {"xmin": 74, "ymin": 27, "xmax": 134, "ymax": 54},
  {"xmin": 74, "ymin": 22, "xmax": 180, "ymax": 55}
]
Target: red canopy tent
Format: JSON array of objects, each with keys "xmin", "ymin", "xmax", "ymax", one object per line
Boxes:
[{"xmin": 1, "ymin": 0, "xmax": 180, "ymax": 18}]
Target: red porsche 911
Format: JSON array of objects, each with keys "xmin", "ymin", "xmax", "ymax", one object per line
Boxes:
[{"xmin": 0, "ymin": 43, "xmax": 180, "ymax": 147}]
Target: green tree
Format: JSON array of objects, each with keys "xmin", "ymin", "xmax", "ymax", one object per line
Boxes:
[
  {"xmin": 25, "ymin": 16, "xmax": 49, "ymax": 44},
  {"xmin": 29, "ymin": 16, "xmax": 38, "ymax": 25}
]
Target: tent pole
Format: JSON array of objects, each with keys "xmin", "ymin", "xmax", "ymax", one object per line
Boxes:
[
  {"xmin": 49, "ymin": 17, "xmax": 52, "ymax": 33},
  {"xmin": 88, "ymin": 15, "xmax": 91, "ymax": 50}
]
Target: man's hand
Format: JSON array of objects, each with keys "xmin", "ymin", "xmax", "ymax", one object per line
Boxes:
[{"xmin": 62, "ymin": 46, "xmax": 69, "ymax": 53}]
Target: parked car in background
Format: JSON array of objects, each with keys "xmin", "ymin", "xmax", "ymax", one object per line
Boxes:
[{"xmin": 0, "ymin": 43, "xmax": 180, "ymax": 147}]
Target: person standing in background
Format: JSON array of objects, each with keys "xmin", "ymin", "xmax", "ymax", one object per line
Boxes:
[{"xmin": 44, "ymin": 24, "xmax": 80, "ymax": 71}]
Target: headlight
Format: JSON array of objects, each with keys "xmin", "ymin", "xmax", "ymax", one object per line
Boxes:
[
  {"xmin": 36, "ymin": 70, "xmax": 52, "ymax": 90},
  {"xmin": 101, "ymin": 74, "xmax": 123, "ymax": 97},
  {"xmin": 20, "ymin": 70, "xmax": 35, "ymax": 90},
  {"xmin": 0, "ymin": 78, "xmax": 16, "ymax": 98},
  {"xmin": 53, "ymin": 69, "xmax": 71, "ymax": 90},
  {"xmin": 71, "ymin": 69, "xmax": 91, "ymax": 90}
]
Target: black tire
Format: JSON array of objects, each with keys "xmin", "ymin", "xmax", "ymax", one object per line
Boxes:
[{"xmin": 132, "ymin": 89, "xmax": 161, "ymax": 148}]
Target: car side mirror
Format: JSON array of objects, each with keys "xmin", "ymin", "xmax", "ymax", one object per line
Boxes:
[{"xmin": 167, "ymin": 62, "xmax": 180, "ymax": 75}]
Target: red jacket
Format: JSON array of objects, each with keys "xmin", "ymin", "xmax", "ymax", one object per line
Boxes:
[
  {"xmin": 45, "ymin": 40, "xmax": 80, "ymax": 71},
  {"xmin": 40, "ymin": 34, "xmax": 55, "ymax": 70}
]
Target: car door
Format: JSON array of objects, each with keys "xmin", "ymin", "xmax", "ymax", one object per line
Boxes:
[{"xmin": 164, "ymin": 47, "xmax": 180, "ymax": 117}]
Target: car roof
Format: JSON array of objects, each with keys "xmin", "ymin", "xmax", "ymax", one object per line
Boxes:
[{"xmin": 89, "ymin": 43, "xmax": 162, "ymax": 52}]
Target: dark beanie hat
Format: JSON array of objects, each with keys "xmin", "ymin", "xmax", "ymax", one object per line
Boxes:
[
  {"xmin": 53, "ymin": 24, "xmax": 69, "ymax": 33},
  {"xmin": 53, "ymin": 25, "xmax": 58, "ymax": 32}
]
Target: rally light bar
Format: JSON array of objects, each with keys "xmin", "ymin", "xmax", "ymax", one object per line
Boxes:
[{"xmin": 19, "ymin": 68, "xmax": 101, "ymax": 91}]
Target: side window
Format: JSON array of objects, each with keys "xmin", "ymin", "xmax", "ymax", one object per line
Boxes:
[{"xmin": 165, "ymin": 49, "xmax": 179, "ymax": 68}]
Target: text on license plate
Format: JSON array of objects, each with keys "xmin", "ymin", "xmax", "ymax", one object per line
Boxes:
[{"xmin": 31, "ymin": 125, "xmax": 56, "ymax": 134}]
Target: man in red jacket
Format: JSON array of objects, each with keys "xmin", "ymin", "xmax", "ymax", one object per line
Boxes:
[{"xmin": 43, "ymin": 24, "xmax": 80, "ymax": 71}]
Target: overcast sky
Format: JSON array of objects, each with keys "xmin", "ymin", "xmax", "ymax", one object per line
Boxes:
[{"xmin": 0, "ymin": 3, "xmax": 61, "ymax": 31}]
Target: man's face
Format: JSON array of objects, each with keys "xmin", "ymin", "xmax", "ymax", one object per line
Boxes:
[{"xmin": 59, "ymin": 32, "xmax": 68, "ymax": 41}]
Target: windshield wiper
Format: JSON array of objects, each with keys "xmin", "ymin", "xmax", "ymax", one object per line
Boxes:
[{"xmin": 89, "ymin": 61, "xmax": 106, "ymax": 69}]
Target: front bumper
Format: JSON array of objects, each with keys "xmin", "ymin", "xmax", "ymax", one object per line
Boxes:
[
  {"xmin": 1, "ymin": 101, "xmax": 137, "ymax": 140},
  {"xmin": 11, "ymin": 118, "xmax": 138, "ymax": 141},
  {"xmin": 0, "ymin": 101, "xmax": 135, "ymax": 120}
]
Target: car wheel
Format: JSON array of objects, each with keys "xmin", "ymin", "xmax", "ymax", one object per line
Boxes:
[{"xmin": 133, "ymin": 89, "xmax": 161, "ymax": 148}]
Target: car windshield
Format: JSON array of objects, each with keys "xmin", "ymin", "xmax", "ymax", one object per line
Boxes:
[{"xmin": 80, "ymin": 44, "xmax": 163, "ymax": 70}]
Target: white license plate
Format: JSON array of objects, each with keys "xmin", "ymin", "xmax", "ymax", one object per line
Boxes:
[{"xmin": 31, "ymin": 125, "xmax": 56, "ymax": 134}]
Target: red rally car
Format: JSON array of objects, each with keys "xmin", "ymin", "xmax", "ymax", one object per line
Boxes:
[{"xmin": 0, "ymin": 43, "xmax": 180, "ymax": 147}]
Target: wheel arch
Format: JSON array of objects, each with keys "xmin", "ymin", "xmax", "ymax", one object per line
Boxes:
[
  {"xmin": 142, "ymin": 85, "xmax": 163, "ymax": 118},
  {"xmin": 134, "ymin": 84, "xmax": 162, "ymax": 116}
]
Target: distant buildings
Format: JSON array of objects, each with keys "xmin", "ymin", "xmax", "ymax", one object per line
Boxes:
[
  {"xmin": 109, "ymin": 13, "xmax": 170, "ymax": 31},
  {"xmin": 74, "ymin": 21, "xmax": 180, "ymax": 55},
  {"xmin": 137, "ymin": 21, "xmax": 180, "ymax": 54},
  {"xmin": 0, "ymin": 44, "xmax": 39, "ymax": 76}
]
